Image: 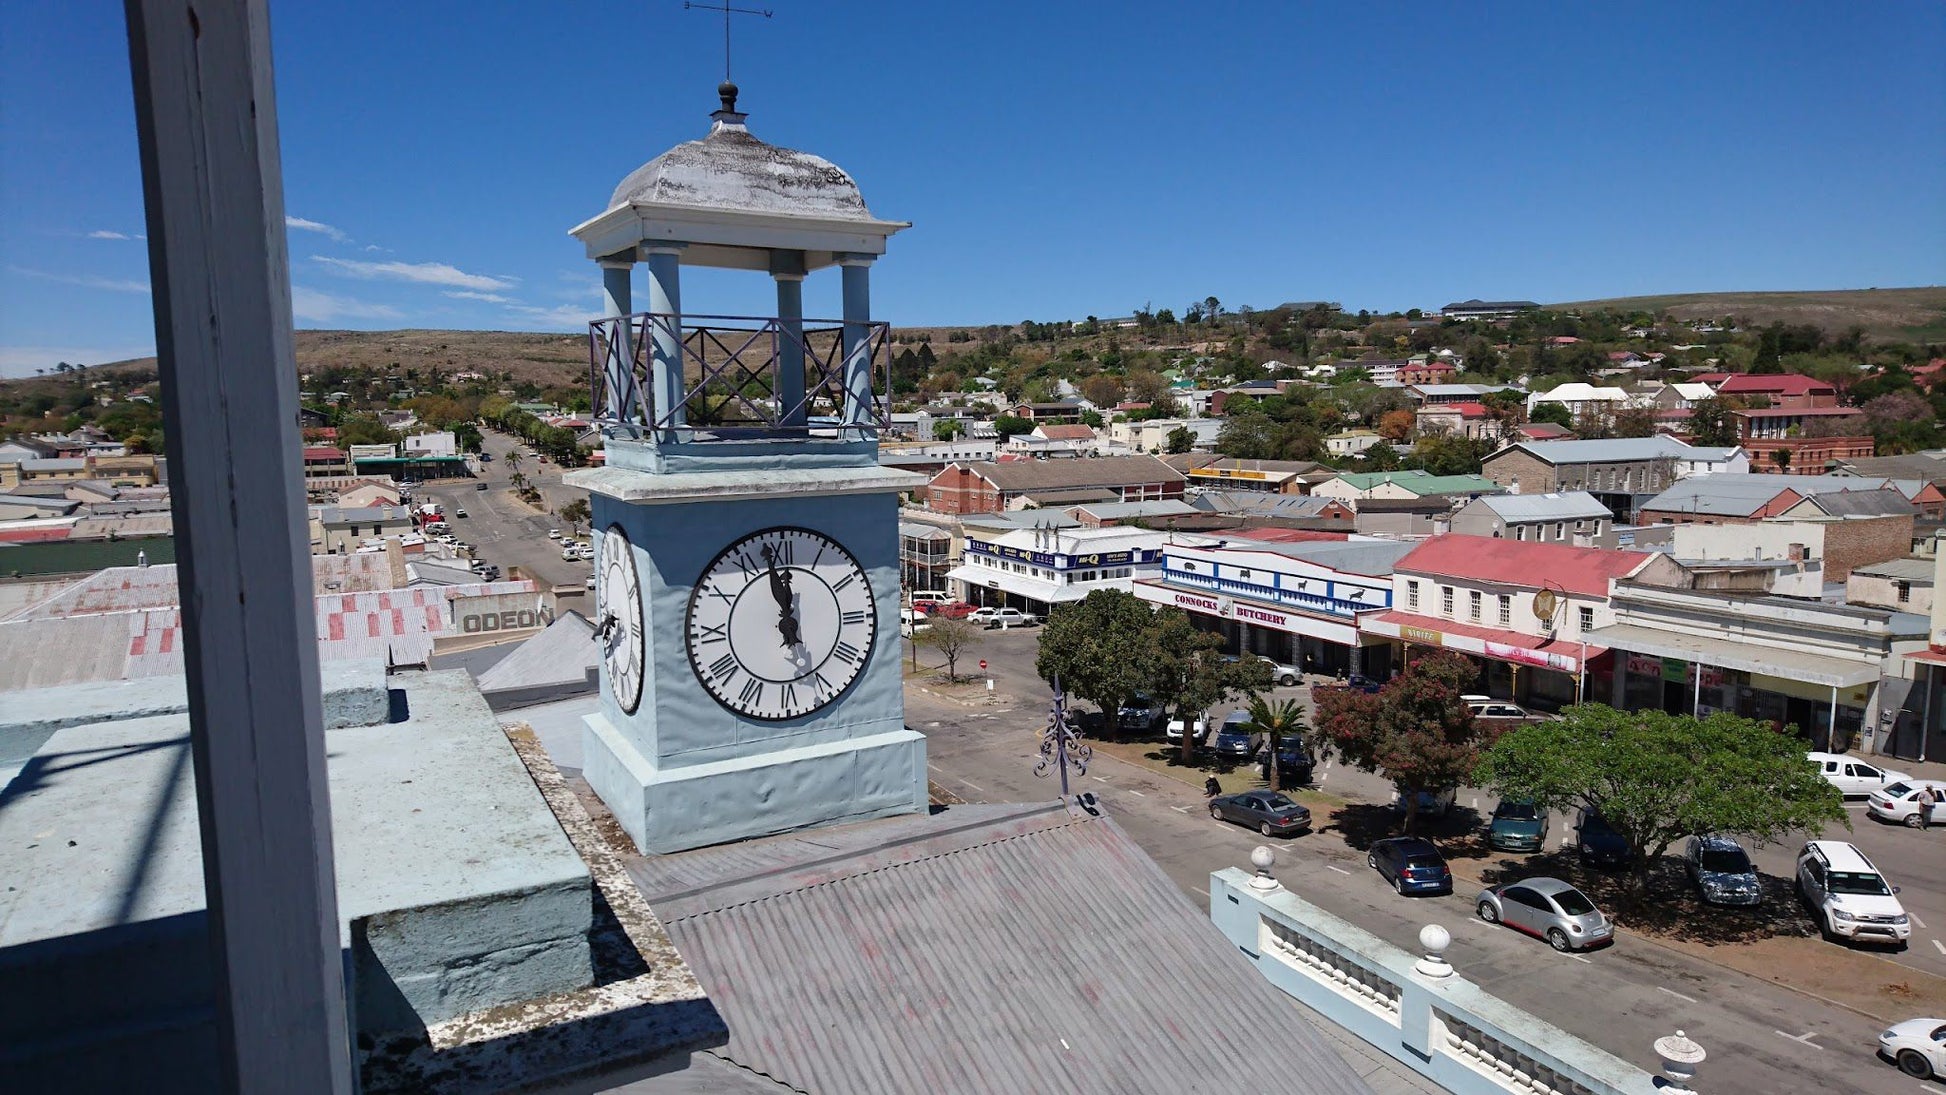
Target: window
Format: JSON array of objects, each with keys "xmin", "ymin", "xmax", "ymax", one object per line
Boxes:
[
  {"xmin": 1406, "ymin": 580, "xmax": 1419, "ymax": 610},
  {"xmin": 1515, "ymin": 524, "xmax": 1526, "ymax": 541},
  {"xmin": 1441, "ymin": 586, "xmax": 1454, "ymax": 616},
  {"xmin": 1555, "ymin": 522, "xmax": 1566, "ymax": 540},
  {"xmin": 1498, "ymin": 595, "xmax": 1511, "ymax": 626},
  {"xmin": 1578, "ymin": 606, "xmax": 1595, "ymax": 632},
  {"xmin": 1897, "ymin": 580, "xmax": 1911, "ymax": 604},
  {"xmin": 1468, "ymin": 590, "xmax": 1482, "ymax": 621}
]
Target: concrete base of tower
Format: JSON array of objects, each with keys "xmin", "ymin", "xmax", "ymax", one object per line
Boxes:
[{"xmin": 581, "ymin": 711, "xmax": 928, "ymax": 855}]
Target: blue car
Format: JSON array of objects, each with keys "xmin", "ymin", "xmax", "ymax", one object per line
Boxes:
[
  {"xmin": 1575, "ymin": 807, "xmax": 1631, "ymax": 870},
  {"xmin": 1368, "ymin": 837, "xmax": 1453, "ymax": 895}
]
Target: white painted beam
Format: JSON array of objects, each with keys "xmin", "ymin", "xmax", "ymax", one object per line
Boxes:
[{"xmin": 124, "ymin": 1, "xmax": 351, "ymax": 1091}]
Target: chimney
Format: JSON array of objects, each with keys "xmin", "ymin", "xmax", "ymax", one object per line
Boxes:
[{"xmin": 1788, "ymin": 542, "xmax": 1807, "ymax": 562}]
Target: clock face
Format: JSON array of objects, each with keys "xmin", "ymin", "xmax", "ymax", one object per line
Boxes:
[
  {"xmin": 598, "ymin": 524, "xmax": 645, "ymax": 715},
  {"xmin": 685, "ymin": 526, "xmax": 877, "ymax": 721}
]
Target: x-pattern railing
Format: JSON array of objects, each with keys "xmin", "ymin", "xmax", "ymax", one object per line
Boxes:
[{"xmin": 589, "ymin": 312, "xmax": 891, "ymax": 439}]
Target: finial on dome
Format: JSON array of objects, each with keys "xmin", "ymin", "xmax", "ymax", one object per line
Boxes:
[
  {"xmin": 718, "ymin": 81, "xmax": 739, "ymax": 113},
  {"xmin": 711, "ymin": 81, "xmax": 748, "ymax": 129}
]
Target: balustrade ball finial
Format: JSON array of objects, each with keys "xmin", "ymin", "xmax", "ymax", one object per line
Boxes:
[
  {"xmin": 1414, "ymin": 924, "xmax": 1454, "ymax": 979},
  {"xmin": 1248, "ymin": 845, "xmax": 1280, "ymax": 892}
]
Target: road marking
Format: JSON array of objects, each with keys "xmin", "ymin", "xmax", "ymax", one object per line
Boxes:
[
  {"xmin": 1276, "ymin": 843, "xmax": 1295, "ymax": 851},
  {"xmin": 1932, "ymin": 939, "xmax": 1945, "ymax": 956},
  {"xmin": 1657, "ymin": 986, "xmax": 1698, "ymax": 1004},
  {"xmin": 1126, "ymin": 789, "xmax": 1145, "ymax": 797},
  {"xmin": 1091, "ymin": 775, "xmax": 1109, "ymax": 783},
  {"xmin": 1775, "ymin": 1031, "xmax": 1823, "ymax": 1050},
  {"xmin": 1470, "ymin": 797, "xmax": 1478, "ymax": 809},
  {"xmin": 1323, "ymin": 864, "xmax": 1351, "ymax": 875},
  {"xmin": 1192, "ymin": 887, "xmax": 1209, "ymax": 897},
  {"xmin": 927, "ymin": 763, "xmax": 942, "ymax": 772},
  {"xmin": 1172, "ymin": 805, "xmax": 1191, "ymax": 813},
  {"xmin": 1907, "ymin": 911, "xmax": 1925, "ymax": 929},
  {"xmin": 1568, "ymin": 954, "xmax": 1591, "ymax": 964},
  {"xmin": 957, "ymin": 779, "xmax": 985, "ymax": 793}
]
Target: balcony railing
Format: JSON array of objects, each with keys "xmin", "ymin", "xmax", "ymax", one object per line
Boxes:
[{"xmin": 589, "ymin": 312, "xmax": 891, "ymax": 441}]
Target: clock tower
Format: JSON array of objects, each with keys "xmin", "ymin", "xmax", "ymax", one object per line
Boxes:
[{"xmin": 564, "ymin": 83, "xmax": 928, "ymax": 854}]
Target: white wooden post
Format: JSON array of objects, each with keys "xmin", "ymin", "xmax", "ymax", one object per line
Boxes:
[{"xmin": 124, "ymin": 2, "xmax": 352, "ymax": 1092}]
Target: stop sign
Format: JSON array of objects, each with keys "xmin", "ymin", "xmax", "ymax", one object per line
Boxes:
[{"xmin": 979, "ymin": 660, "xmax": 988, "ymax": 671}]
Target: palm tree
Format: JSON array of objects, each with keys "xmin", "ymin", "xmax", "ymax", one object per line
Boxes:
[
  {"xmin": 1245, "ymin": 696, "xmax": 1305, "ymax": 793},
  {"xmin": 505, "ymin": 450, "xmax": 522, "ymax": 476}
]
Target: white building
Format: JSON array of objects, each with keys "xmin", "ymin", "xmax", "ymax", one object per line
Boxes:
[
  {"xmin": 1525, "ymin": 383, "xmax": 1635, "ymax": 417},
  {"xmin": 1325, "ymin": 430, "xmax": 1382, "ymax": 458},
  {"xmin": 1109, "ymin": 418, "xmax": 1221, "ymax": 453},
  {"xmin": 402, "ymin": 431, "xmax": 458, "ymax": 458},
  {"xmin": 945, "ymin": 525, "xmax": 1168, "ymax": 614},
  {"xmin": 1671, "ymin": 445, "xmax": 1749, "ymax": 479}
]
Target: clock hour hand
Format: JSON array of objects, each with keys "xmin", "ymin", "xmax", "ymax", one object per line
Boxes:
[{"xmin": 760, "ymin": 544, "xmax": 803, "ymax": 648}]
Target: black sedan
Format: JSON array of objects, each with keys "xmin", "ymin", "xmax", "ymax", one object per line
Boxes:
[
  {"xmin": 1367, "ymin": 837, "xmax": 1454, "ymax": 896},
  {"xmin": 1210, "ymin": 791, "xmax": 1312, "ymax": 837}
]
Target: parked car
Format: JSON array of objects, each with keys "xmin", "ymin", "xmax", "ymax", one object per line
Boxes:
[
  {"xmin": 1470, "ymin": 700, "xmax": 1533, "ymax": 719},
  {"xmin": 918, "ymin": 600, "xmax": 977, "ymax": 620},
  {"xmin": 1117, "ymin": 693, "xmax": 1165, "ymax": 733},
  {"xmin": 1164, "ymin": 715, "xmax": 1210, "ymax": 744},
  {"xmin": 969, "ymin": 606, "xmax": 1039, "ymax": 629},
  {"xmin": 1795, "ymin": 840, "xmax": 1910, "ymax": 947},
  {"xmin": 1574, "ymin": 807, "xmax": 1631, "ymax": 870},
  {"xmin": 1258, "ymin": 657, "xmax": 1301, "ymax": 686},
  {"xmin": 1208, "ymin": 727, "xmax": 1253, "ymax": 759},
  {"xmin": 1367, "ymin": 836, "xmax": 1453, "ymax": 896},
  {"xmin": 1866, "ymin": 779, "xmax": 1946, "ymax": 828},
  {"xmin": 1683, "ymin": 835, "xmax": 1762, "ymax": 906},
  {"xmin": 907, "ymin": 589, "xmax": 949, "ymax": 606},
  {"xmin": 1389, "ymin": 787, "xmax": 1456, "ymax": 818},
  {"xmin": 1344, "ymin": 673, "xmax": 1383, "ymax": 693},
  {"xmin": 1475, "ymin": 877, "xmax": 1612, "ymax": 952},
  {"xmin": 584, "ymin": 576, "xmax": 597, "ymax": 591},
  {"xmin": 478, "ymin": 452, "xmax": 491, "ymax": 463},
  {"xmin": 1809, "ymin": 751, "xmax": 1911, "ymax": 797},
  {"xmin": 1210, "ymin": 790, "xmax": 1312, "ymax": 837},
  {"xmin": 547, "ymin": 529, "xmax": 561, "ymax": 539},
  {"xmin": 1485, "ymin": 800, "xmax": 1549, "ymax": 853},
  {"xmin": 454, "ymin": 508, "xmax": 469, "ymax": 518},
  {"xmin": 1266, "ymin": 737, "xmax": 1315, "ymax": 785},
  {"xmin": 475, "ymin": 482, "xmax": 488, "ymax": 491},
  {"xmin": 561, "ymin": 545, "xmax": 581, "ymax": 560},
  {"xmin": 1878, "ymin": 1017, "xmax": 1946, "ymax": 1080}
]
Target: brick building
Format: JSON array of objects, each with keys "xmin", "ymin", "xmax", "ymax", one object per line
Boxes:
[
  {"xmin": 925, "ymin": 455, "xmax": 1186, "ymax": 515},
  {"xmin": 1735, "ymin": 407, "xmax": 1873, "ymax": 474},
  {"xmin": 1714, "ymin": 373, "xmax": 1838, "ymax": 409},
  {"xmin": 1480, "ymin": 436, "xmax": 1735, "ymax": 522}
]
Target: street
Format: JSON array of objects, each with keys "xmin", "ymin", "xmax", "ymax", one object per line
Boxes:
[
  {"xmin": 910, "ymin": 626, "xmax": 1946, "ymax": 1095},
  {"xmin": 413, "ymin": 429, "xmax": 594, "ymax": 594}
]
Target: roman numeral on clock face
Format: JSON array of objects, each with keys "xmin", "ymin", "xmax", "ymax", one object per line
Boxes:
[
  {"xmin": 832, "ymin": 641, "xmax": 861, "ymax": 665},
  {"xmin": 709, "ymin": 653, "xmax": 737, "ymax": 681},
  {"xmin": 739, "ymin": 677, "xmax": 763, "ymax": 708},
  {"xmin": 841, "ymin": 610, "xmax": 868, "ymax": 626},
  {"xmin": 695, "ymin": 622, "xmax": 727, "ymax": 644}
]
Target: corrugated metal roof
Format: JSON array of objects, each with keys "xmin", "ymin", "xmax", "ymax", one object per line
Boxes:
[
  {"xmin": 1851, "ymin": 557, "xmax": 1935, "ymax": 582},
  {"xmin": 634, "ymin": 802, "xmax": 1372, "ymax": 1095},
  {"xmin": 1642, "ymin": 473, "xmax": 1895, "ymax": 517},
  {"xmin": 1473, "ymin": 491, "xmax": 1612, "ymax": 521},
  {"xmin": 475, "ymin": 612, "xmax": 595, "ymax": 693},
  {"xmin": 1507, "ymin": 435, "xmax": 1693, "ymax": 465}
]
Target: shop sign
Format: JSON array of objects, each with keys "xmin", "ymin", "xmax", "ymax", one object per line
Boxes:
[
  {"xmin": 1400, "ymin": 625, "xmax": 1443, "ymax": 646},
  {"xmin": 1625, "ymin": 654, "xmax": 1662, "ymax": 678},
  {"xmin": 1484, "ymin": 640, "xmax": 1578, "ymax": 673},
  {"xmin": 1189, "ymin": 467, "xmax": 1270, "ymax": 481},
  {"xmin": 1661, "ymin": 656, "xmax": 1688, "ymax": 684},
  {"xmin": 970, "ymin": 540, "xmax": 1153, "ymax": 569}
]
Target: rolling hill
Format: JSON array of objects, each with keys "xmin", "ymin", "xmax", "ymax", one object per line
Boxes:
[{"xmin": 1549, "ymin": 287, "xmax": 1946, "ymax": 343}]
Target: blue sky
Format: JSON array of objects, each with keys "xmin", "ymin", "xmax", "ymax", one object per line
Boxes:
[{"xmin": 2, "ymin": 1, "xmax": 1942, "ymax": 377}]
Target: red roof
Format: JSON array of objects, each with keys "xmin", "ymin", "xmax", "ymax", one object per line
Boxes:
[
  {"xmin": 1229, "ymin": 528, "xmax": 1350, "ymax": 544},
  {"xmin": 1363, "ymin": 610, "xmax": 1607, "ymax": 673},
  {"xmin": 1409, "ymin": 361, "xmax": 1456, "ymax": 372},
  {"xmin": 1517, "ymin": 422, "xmax": 1575, "ymax": 439},
  {"xmin": 1691, "ymin": 372, "xmax": 1734, "ymax": 384},
  {"xmin": 1735, "ymin": 406, "xmax": 1864, "ymax": 418},
  {"xmin": 1716, "ymin": 373, "xmax": 1834, "ymax": 397},
  {"xmin": 0, "ymin": 527, "xmax": 71, "ymax": 543},
  {"xmin": 1036, "ymin": 424, "xmax": 1095, "ymax": 441},
  {"xmin": 1422, "ymin": 401, "xmax": 1490, "ymax": 418},
  {"xmin": 1395, "ymin": 534, "xmax": 1652, "ymax": 598},
  {"xmin": 302, "ymin": 446, "xmax": 346, "ymax": 461},
  {"xmin": 1546, "ymin": 336, "xmax": 1582, "ymax": 345}
]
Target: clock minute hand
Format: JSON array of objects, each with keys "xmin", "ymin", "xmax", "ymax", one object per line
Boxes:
[{"xmin": 761, "ymin": 544, "xmax": 804, "ymax": 648}]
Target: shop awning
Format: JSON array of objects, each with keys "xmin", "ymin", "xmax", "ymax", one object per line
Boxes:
[
  {"xmin": 1583, "ymin": 624, "xmax": 1879, "ymax": 688},
  {"xmin": 1361, "ymin": 610, "xmax": 1604, "ymax": 674},
  {"xmin": 945, "ymin": 564, "xmax": 1082, "ymax": 606},
  {"xmin": 1907, "ymin": 648, "xmax": 1946, "ymax": 668}
]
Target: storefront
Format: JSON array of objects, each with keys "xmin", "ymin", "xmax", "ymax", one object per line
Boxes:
[
  {"xmin": 1131, "ymin": 580, "xmax": 1392, "ymax": 677},
  {"xmin": 1359, "ymin": 610, "xmax": 1605, "ymax": 711},
  {"xmin": 945, "ymin": 526, "xmax": 1164, "ymax": 615}
]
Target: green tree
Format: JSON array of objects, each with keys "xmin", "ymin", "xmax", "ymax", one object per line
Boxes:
[
  {"xmin": 1165, "ymin": 425, "xmax": 1195, "ymax": 454},
  {"xmin": 1245, "ymin": 697, "xmax": 1304, "ymax": 792},
  {"xmin": 1686, "ymin": 397, "xmax": 1737, "ymax": 447},
  {"xmin": 1080, "ymin": 373, "xmax": 1124, "ymax": 409},
  {"xmin": 1144, "ymin": 611, "xmax": 1273, "ymax": 763},
  {"xmin": 1610, "ymin": 406, "xmax": 1659, "ymax": 438},
  {"xmin": 1529, "ymin": 402, "xmax": 1575, "ymax": 429},
  {"xmin": 919, "ymin": 616, "xmax": 982, "ymax": 683},
  {"xmin": 557, "ymin": 498, "xmax": 591, "ymax": 533},
  {"xmin": 1311, "ymin": 651, "xmax": 1489, "ymax": 833},
  {"xmin": 992, "ymin": 414, "xmax": 1034, "ymax": 439},
  {"xmin": 933, "ymin": 419, "xmax": 965, "ymax": 441},
  {"xmin": 1216, "ymin": 411, "xmax": 1278, "ymax": 459},
  {"xmin": 1035, "ymin": 589, "xmax": 1157, "ymax": 734},
  {"xmin": 1474, "ymin": 706, "xmax": 1847, "ymax": 892}
]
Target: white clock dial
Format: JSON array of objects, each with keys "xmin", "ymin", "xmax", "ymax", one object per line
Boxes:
[
  {"xmin": 597, "ymin": 524, "xmax": 645, "ymax": 715},
  {"xmin": 685, "ymin": 526, "xmax": 877, "ymax": 721}
]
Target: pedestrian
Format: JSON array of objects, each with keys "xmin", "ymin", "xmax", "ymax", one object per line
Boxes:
[
  {"xmin": 1204, "ymin": 776, "xmax": 1221, "ymax": 798},
  {"xmin": 1918, "ymin": 784, "xmax": 1940, "ymax": 832}
]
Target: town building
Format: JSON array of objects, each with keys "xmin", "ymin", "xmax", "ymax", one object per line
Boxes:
[
  {"xmin": 1735, "ymin": 406, "xmax": 1873, "ymax": 473},
  {"xmin": 1011, "ymin": 400, "xmax": 1087, "ymax": 423},
  {"xmin": 924, "ymin": 455, "xmax": 1186, "ymax": 515},
  {"xmin": 1352, "ymin": 496, "xmax": 1455, "ymax": 538},
  {"xmin": 879, "ymin": 438, "xmax": 999, "ymax": 476},
  {"xmin": 946, "ymin": 523, "xmax": 1167, "ymax": 614},
  {"xmin": 1324, "ymin": 429, "xmax": 1382, "ymax": 458},
  {"xmin": 1713, "ymin": 372, "xmax": 1838, "ymax": 408},
  {"xmin": 1311, "ymin": 469, "xmax": 1502, "ymax": 508},
  {"xmin": 1407, "ymin": 382, "xmax": 1523, "ymax": 406},
  {"xmin": 310, "ymin": 504, "xmax": 418, "ymax": 554},
  {"xmin": 1449, "ymin": 491, "xmax": 1616, "ymax": 547},
  {"xmin": 1108, "ymin": 417, "xmax": 1221, "ymax": 453},
  {"xmin": 1360, "ymin": 535, "xmax": 1683, "ymax": 710},
  {"xmin": 1167, "ymin": 455, "xmax": 1327, "ymax": 495},
  {"xmin": 1515, "ymin": 421, "xmax": 1576, "ymax": 443},
  {"xmin": 1396, "ymin": 359, "xmax": 1456, "ymax": 385},
  {"xmin": 1665, "ymin": 512, "xmax": 1914, "ymax": 584},
  {"xmin": 1003, "ymin": 423, "xmax": 1100, "ymax": 459},
  {"xmin": 1589, "ymin": 581, "xmax": 1925, "ymax": 754},
  {"xmin": 401, "ymin": 430, "xmax": 458, "ymax": 458},
  {"xmin": 1480, "ymin": 436, "xmax": 1738, "ymax": 522},
  {"xmin": 1440, "ymin": 299, "xmax": 1540, "ymax": 321},
  {"xmin": 1132, "ymin": 531, "xmax": 1412, "ymax": 676},
  {"xmin": 1525, "ymin": 382, "xmax": 1634, "ymax": 418},
  {"xmin": 1637, "ymin": 472, "xmax": 1924, "ymax": 528},
  {"xmin": 1413, "ymin": 401, "xmax": 1506, "ymax": 441},
  {"xmin": 1847, "ymin": 557, "xmax": 1934, "ymax": 615}
]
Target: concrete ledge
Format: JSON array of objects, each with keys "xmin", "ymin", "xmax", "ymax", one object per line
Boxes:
[
  {"xmin": 583, "ymin": 712, "xmax": 927, "ymax": 854},
  {"xmin": 565, "ymin": 463, "xmax": 925, "ymax": 506}
]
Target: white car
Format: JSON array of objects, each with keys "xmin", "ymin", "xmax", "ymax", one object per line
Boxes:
[
  {"xmin": 968, "ymin": 607, "xmax": 1038, "ymax": 629},
  {"xmin": 1808, "ymin": 752, "xmax": 1911, "ymax": 797},
  {"xmin": 547, "ymin": 529, "xmax": 561, "ymax": 539},
  {"xmin": 1164, "ymin": 715, "xmax": 1209, "ymax": 744},
  {"xmin": 1866, "ymin": 779, "xmax": 1946, "ymax": 828},
  {"xmin": 1879, "ymin": 1017, "xmax": 1946, "ymax": 1080},
  {"xmin": 1795, "ymin": 840, "xmax": 1910, "ymax": 947},
  {"xmin": 1257, "ymin": 657, "xmax": 1301, "ymax": 686}
]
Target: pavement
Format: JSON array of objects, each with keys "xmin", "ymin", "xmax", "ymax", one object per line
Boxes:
[{"xmin": 909, "ymin": 626, "xmax": 1946, "ymax": 1095}]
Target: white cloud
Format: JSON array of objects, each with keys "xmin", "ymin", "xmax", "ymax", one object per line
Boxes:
[
  {"xmin": 0, "ymin": 344, "xmax": 155, "ymax": 379},
  {"xmin": 502, "ymin": 302, "xmax": 601, "ymax": 330},
  {"xmin": 87, "ymin": 230, "xmax": 143, "ymax": 241},
  {"xmin": 291, "ymin": 286, "xmax": 404, "ymax": 323},
  {"xmin": 286, "ymin": 216, "xmax": 349, "ymax": 243},
  {"xmin": 9, "ymin": 266, "xmax": 151, "ymax": 294},
  {"xmin": 363, "ymin": 244, "xmax": 389, "ymax": 253},
  {"xmin": 313, "ymin": 255, "xmax": 514, "ymax": 291},
  {"xmin": 444, "ymin": 290, "xmax": 516, "ymax": 304}
]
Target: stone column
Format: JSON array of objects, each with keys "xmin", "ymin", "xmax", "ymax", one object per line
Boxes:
[
  {"xmin": 771, "ymin": 250, "xmax": 807, "ymax": 430},
  {"xmin": 839, "ymin": 254, "xmax": 875, "ymax": 432},
  {"xmin": 599, "ymin": 258, "xmax": 639, "ymax": 428},
  {"xmin": 644, "ymin": 245, "xmax": 685, "ymax": 439}
]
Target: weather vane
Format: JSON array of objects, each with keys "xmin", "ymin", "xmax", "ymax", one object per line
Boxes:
[
  {"xmin": 684, "ymin": 1, "xmax": 773, "ymax": 84},
  {"xmin": 1034, "ymin": 675, "xmax": 1093, "ymax": 800}
]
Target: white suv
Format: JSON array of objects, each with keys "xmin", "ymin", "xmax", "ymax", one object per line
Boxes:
[
  {"xmin": 1808, "ymin": 751, "xmax": 1910, "ymax": 797},
  {"xmin": 1795, "ymin": 840, "xmax": 1910, "ymax": 947}
]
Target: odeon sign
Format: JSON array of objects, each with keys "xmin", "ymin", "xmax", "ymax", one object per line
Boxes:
[{"xmin": 458, "ymin": 608, "xmax": 544, "ymax": 634}]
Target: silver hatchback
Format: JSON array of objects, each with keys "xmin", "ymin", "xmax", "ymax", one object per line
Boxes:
[{"xmin": 1475, "ymin": 876, "xmax": 1612, "ymax": 952}]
